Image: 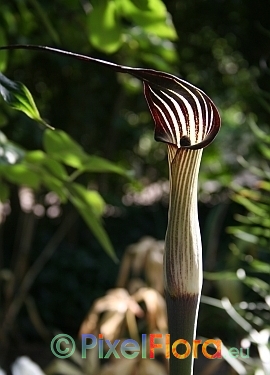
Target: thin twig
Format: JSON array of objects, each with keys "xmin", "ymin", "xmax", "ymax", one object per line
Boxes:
[
  {"xmin": 0, "ymin": 211, "xmax": 77, "ymax": 338},
  {"xmin": 25, "ymin": 296, "xmax": 51, "ymax": 341}
]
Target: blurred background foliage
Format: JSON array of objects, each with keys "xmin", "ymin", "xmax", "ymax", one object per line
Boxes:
[{"xmin": 0, "ymin": 0, "xmax": 269, "ymax": 374}]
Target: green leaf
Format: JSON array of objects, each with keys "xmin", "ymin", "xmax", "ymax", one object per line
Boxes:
[
  {"xmin": 243, "ymin": 277, "xmax": 270, "ymax": 292},
  {"xmin": 227, "ymin": 229, "xmax": 259, "ymax": 244},
  {"xmin": 232, "ymin": 194, "xmax": 267, "ymax": 217},
  {"xmin": 25, "ymin": 150, "xmax": 68, "ymax": 181},
  {"xmin": 0, "ymin": 164, "xmax": 40, "ymax": 189},
  {"xmin": 68, "ymin": 183, "xmax": 117, "ymax": 261},
  {"xmin": 81, "ymin": 155, "xmax": 131, "ymax": 177},
  {"xmin": 259, "ymin": 143, "xmax": 270, "ymax": 160},
  {"xmin": 228, "ymin": 225, "xmax": 270, "ymax": 238},
  {"xmin": 88, "ymin": 0, "xmax": 123, "ymax": 53},
  {"xmin": 44, "ymin": 129, "xmax": 88, "ymax": 168},
  {"xmin": 44, "ymin": 129, "xmax": 130, "ymax": 178},
  {"xmin": 259, "ymin": 181, "xmax": 270, "ymax": 192},
  {"xmin": 130, "ymin": 0, "xmax": 151, "ymax": 11},
  {"xmin": 69, "ymin": 183, "xmax": 105, "ymax": 217},
  {"xmin": 235, "ymin": 213, "xmax": 270, "ymax": 228},
  {"xmin": 0, "ymin": 72, "xmax": 53, "ymax": 129},
  {"xmin": 42, "ymin": 158, "xmax": 68, "ymax": 180},
  {"xmin": 23, "ymin": 150, "xmax": 47, "ymax": 163},
  {"xmin": 118, "ymin": 0, "xmax": 177, "ymax": 39},
  {"xmin": 249, "ymin": 260, "xmax": 270, "ymax": 274},
  {"xmin": 23, "ymin": 150, "xmax": 68, "ymax": 201},
  {"xmin": 204, "ymin": 272, "xmax": 270, "ymax": 292}
]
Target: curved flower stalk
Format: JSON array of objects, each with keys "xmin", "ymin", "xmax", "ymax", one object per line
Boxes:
[
  {"xmin": 0, "ymin": 45, "xmax": 221, "ymax": 375},
  {"xmin": 142, "ymin": 71, "xmax": 220, "ymax": 374},
  {"xmin": 165, "ymin": 147, "xmax": 203, "ymax": 374}
]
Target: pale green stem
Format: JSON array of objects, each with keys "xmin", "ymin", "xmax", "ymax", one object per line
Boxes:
[
  {"xmin": 164, "ymin": 146, "xmax": 203, "ymax": 375},
  {"xmin": 68, "ymin": 169, "xmax": 84, "ymax": 182}
]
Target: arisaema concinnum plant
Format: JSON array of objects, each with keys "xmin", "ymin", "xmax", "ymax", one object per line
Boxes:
[{"xmin": 0, "ymin": 44, "xmax": 221, "ymax": 375}]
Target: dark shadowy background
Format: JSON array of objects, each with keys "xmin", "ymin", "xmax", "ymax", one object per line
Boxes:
[{"xmin": 0, "ymin": 1, "xmax": 269, "ymax": 374}]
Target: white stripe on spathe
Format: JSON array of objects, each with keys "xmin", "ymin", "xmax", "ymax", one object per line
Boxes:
[
  {"xmin": 148, "ymin": 87, "xmax": 177, "ymax": 144},
  {"xmin": 146, "ymin": 79, "xmax": 215, "ymax": 148},
  {"xmin": 162, "ymin": 90, "xmax": 188, "ymax": 142},
  {"xmin": 164, "ymin": 147, "xmax": 203, "ymax": 296},
  {"xmin": 169, "ymin": 85, "xmax": 200, "ymax": 144}
]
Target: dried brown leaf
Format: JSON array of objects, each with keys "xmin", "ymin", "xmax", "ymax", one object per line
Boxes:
[
  {"xmin": 116, "ymin": 237, "xmax": 165, "ymax": 293},
  {"xmin": 79, "ymin": 288, "xmax": 144, "ymax": 341},
  {"xmin": 133, "ymin": 288, "xmax": 167, "ymax": 332}
]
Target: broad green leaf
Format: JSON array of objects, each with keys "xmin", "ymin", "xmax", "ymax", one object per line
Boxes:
[
  {"xmin": 249, "ymin": 260, "xmax": 270, "ymax": 274},
  {"xmin": 243, "ymin": 277, "xmax": 270, "ymax": 292},
  {"xmin": 130, "ymin": 0, "xmax": 150, "ymax": 11},
  {"xmin": 259, "ymin": 181, "xmax": 270, "ymax": 191},
  {"xmin": 24, "ymin": 150, "xmax": 47, "ymax": 164},
  {"xmin": 118, "ymin": 0, "xmax": 177, "ymax": 39},
  {"xmin": 136, "ymin": 16, "xmax": 177, "ymax": 40},
  {"xmin": 235, "ymin": 213, "xmax": 270, "ymax": 228},
  {"xmin": 81, "ymin": 155, "xmax": 131, "ymax": 177},
  {"xmin": 70, "ymin": 183, "xmax": 105, "ymax": 217},
  {"xmin": 75, "ymin": 203, "xmax": 117, "ymax": 261},
  {"xmin": 41, "ymin": 158, "xmax": 68, "ymax": 181},
  {"xmin": 44, "ymin": 129, "xmax": 88, "ymax": 168},
  {"xmin": 204, "ymin": 272, "xmax": 270, "ymax": 292},
  {"xmin": 88, "ymin": 0, "xmax": 123, "ymax": 53},
  {"xmin": 228, "ymin": 225, "xmax": 270, "ymax": 238},
  {"xmin": 23, "ymin": 150, "xmax": 68, "ymax": 201},
  {"xmin": 68, "ymin": 183, "xmax": 117, "ymax": 261},
  {"xmin": 25, "ymin": 150, "xmax": 68, "ymax": 181},
  {"xmin": 228, "ymin": 229, "xmax": 259, "ymax": 244},
  {"xmin": 44, "ymin": 129, "xmax": 130, "ymax": 177},
  {"xmin": 0, "ymin": 72, "xmax": 53, "ymax": 129},
  {"xmin": 233, "ymin": 194, "xmax": 267, "ymax": 217},
  {"xmin": 0, "ymin": 164, "xmax": 40, "ymax": 189}
]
